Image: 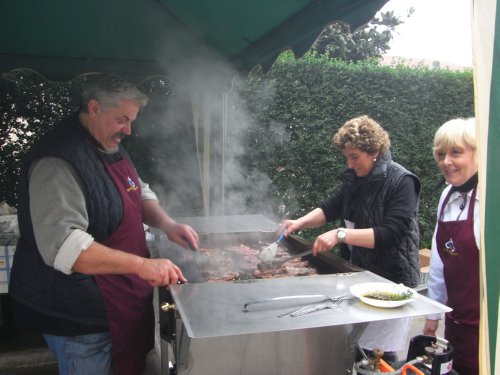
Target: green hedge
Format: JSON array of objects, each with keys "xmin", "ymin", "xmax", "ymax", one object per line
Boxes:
[{"xmin": 229, "ymin": 52, "xmax": 474, "ymax": 247}]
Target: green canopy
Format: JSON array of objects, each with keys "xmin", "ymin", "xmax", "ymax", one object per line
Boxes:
[{"xmin": 0, "ymin": 0, "xmax": 388, "ymax": 80}]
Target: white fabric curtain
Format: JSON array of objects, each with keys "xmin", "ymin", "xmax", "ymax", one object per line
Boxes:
[{"xmin": 472, "ymin": 0, "xmax": 499, "ymax": 373}]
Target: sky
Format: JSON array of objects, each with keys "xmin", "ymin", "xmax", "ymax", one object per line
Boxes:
[{"xmin": 377, "ymin": 0, "xmax": 473, "ymax": 67}]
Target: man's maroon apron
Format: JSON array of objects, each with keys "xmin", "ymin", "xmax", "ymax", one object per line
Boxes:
[
  {"xmin": 436, "ymin": 187, "xmax": 479, "ymax": 375},
  {"xmin": 94, "ymin": 155, "xmax": 154, "ymax": 375}
]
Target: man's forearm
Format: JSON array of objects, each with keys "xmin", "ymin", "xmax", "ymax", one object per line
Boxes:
[
  {"xmin": 72, "ymin": 241, "xmax": 145, "ymax": 275},
  {"xmin": 142, "ymin": 199, "xmax": 177, "ymax": 233}
]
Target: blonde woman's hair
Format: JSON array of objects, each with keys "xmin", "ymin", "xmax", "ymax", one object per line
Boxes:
[{"xmin": 433, "ymin": 118, "xmax": 476, "ymax": 162}]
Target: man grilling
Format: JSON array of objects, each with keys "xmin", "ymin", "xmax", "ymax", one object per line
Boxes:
[{"xmin": 9, "ymin": 74, "xmax": 198, "ymax": 375}]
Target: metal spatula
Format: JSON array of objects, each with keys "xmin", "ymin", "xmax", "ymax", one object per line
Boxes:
[{"xmin": 258, "ymin": 233, "xmax": 285, "ymax": 262}]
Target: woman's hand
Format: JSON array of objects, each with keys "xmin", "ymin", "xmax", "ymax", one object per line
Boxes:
[
  {"xmin": 312, "ymin": 229, "xmax": 338, "ymax": 255},
  {"xmin": 423, "ymin": 319, "xmax": 439, "ymax": 336},
  {"xmin": 280, "ymin": 219, "xmax": 301, "ymax": 237},
  {"xmin": 280, "ymin": 208, "xmax": 328, "ymax": 237}
]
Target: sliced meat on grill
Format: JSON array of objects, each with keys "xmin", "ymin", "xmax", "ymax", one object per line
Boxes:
[{"xmin": 196, "ymin": 243, "xmax": 317, "ymax": 282}]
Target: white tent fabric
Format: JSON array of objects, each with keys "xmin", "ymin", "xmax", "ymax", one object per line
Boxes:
[{"xmin": 472, "ymin": 0, "xmax": 499, "ymax": 374}]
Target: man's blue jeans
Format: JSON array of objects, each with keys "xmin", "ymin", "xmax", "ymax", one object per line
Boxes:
[{"xmin": 43, "ymin": 332, "xmax": 113, "ymax": 375}]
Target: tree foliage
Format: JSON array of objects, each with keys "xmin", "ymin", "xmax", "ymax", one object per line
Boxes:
[{"xmin": 312, "ymin": 9, "xmax": 414, "ymax": 62}]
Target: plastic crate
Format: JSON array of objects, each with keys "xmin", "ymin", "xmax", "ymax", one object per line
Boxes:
[{"xmin": 0, "ymin": 233, "xmax": 17, "ymax": 294}]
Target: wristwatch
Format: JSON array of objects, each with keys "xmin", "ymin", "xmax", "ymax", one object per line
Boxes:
[{"xmin": 336, "ymin": 228, "xmax": 347, "ymax": 243}]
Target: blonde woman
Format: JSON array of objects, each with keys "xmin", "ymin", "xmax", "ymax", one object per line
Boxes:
[{"xmin": 424, "ymin": 118, "xmax": 479, "ymax": 375}]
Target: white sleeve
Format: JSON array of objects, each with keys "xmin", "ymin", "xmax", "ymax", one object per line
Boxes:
[
  {"xmin": 426, "ymin": 190, "xmax": 448, "ymax": 320},
  {"xmin": 426, "ymin": 225, "xmax": 446, "ymax": 320},
  {"xmin": 140, "ymin": 177, "xmax": 159, "ymax": 201},
  {"xmin": 474, "ymin": 195, "xmax": 480, "ymax": 249},
  {"xmin": 29, "ymin": 157, "xmax": 94, "ymax": 274}
]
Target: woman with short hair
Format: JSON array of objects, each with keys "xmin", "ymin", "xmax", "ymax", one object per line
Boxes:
[
  {"xmin": 282, "ymin": 115, "xmax": 421, "ymax": 363},
  {"xmin": 424, "ymin": 118, "xmax": 479, "ymax": 375}
]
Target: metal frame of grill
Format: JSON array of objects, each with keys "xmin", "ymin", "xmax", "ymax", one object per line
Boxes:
[{"xmin": 150, "ymin": 215, "xmax": 449, "ymax": 375}]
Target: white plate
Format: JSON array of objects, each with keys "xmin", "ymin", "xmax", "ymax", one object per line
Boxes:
[{"xmin": 350, "ymin": 282, "xmax": 417, "ymax": 308}]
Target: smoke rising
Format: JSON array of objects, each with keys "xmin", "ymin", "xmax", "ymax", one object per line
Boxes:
[{"xmin": 129, "ymin": 27, "xmax": 286, "ymax": 223}]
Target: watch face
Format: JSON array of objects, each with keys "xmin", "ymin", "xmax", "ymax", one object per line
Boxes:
[{"xmin": 337, "ymin": 229, "xmax": 346, "ymax": 240}]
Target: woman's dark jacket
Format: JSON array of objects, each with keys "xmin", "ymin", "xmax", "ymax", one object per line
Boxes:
[
  {"xmin": 320, "ymin": 152, "xmax": 421, "ymax": 288},
  {"xmin": 9, "ymin": 115, "xmax": 127, "ymax": 335}
]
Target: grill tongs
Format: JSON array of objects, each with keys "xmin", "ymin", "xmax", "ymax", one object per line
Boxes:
[
  {"xmin": 278, "ymin": 294, "xmax": 346, "ymax": 318},
  {"xmin": 243, "ymin": 293, "xmax": 346, "ymax": 317}
]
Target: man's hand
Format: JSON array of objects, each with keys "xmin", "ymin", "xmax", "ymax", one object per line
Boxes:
[
  {"xmin": 165, "ymin": 223, "xmax": 199, "ymax": 250},
  {"xmin": 142, "ymin": 200, "xmax": 199, "ymax": 250},
  {"xmin": 73, "ymin": 242, "xmax": 187, "ymax": 285},
  {"xmin": 137, "ymin": 258, "xmax": 187, "ymax": 286}
]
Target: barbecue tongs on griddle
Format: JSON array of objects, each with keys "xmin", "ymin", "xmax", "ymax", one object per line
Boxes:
[
  {"xmin": 243, "ymin": 294, "xmax": 333, "ymax": 312},
  {"xmin": 277, "ymin": 294, "xmax": 346, "ymax": 317},
  {"xmin": 243, "ymin": 293, "xmax": 346, "ymax": 317}
]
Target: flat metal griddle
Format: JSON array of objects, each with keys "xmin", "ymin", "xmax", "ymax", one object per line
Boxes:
[{"xmin": 169, "ymin": 271, "xmax": 451, "ymax": 339}]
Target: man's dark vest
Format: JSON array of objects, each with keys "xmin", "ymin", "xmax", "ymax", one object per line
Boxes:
[
  {"xmin": 338, "ymin": 153, "xmax": 421, "ymax": 288},
  {"xmin": 10, "ymin": 115, "xmax": 127, "ymax": 334}
]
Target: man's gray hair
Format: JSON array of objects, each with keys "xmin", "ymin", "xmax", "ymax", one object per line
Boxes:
[{"xmin": 80, "ymin": 74, "xmax": 148, "ymax": 112}]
